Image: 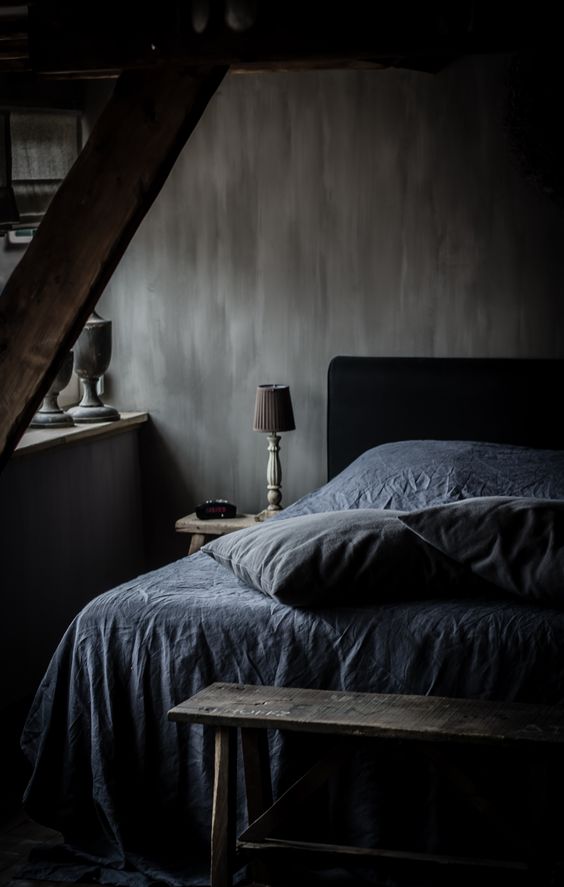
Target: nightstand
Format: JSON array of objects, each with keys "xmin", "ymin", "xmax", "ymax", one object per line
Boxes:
[{"xmin": 175, "ymin": 512, "xmax": 259, "ymax": 555}]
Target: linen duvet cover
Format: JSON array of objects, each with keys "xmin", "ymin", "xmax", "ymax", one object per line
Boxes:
[{"xmin": 20, "ymin": 440, "xmax": 564, "ymax": 886}]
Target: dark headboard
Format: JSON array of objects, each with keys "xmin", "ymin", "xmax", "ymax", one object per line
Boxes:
[{"xmin": 327, "ymin": 357, "xmax": 564, "ymax": 480}]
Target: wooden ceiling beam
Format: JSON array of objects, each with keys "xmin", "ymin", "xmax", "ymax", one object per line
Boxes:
[
  {"xmin": 0, "ymin": 62, "xmax": 226, "ymax": 471},
  {"xmin": 0, "ymin": 1, "xmax": 550, "ymax": 78}
]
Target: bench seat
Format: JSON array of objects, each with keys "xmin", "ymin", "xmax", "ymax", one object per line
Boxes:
[{"xmin": 169, "ymin": 683, "xmax": 564, "ymax": 886}]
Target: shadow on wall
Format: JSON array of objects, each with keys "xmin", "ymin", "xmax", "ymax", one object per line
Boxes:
[
  {"xmin": 138, "ymin": 419, "xmax": 197, "ymax": 568},
  {"xmin": 0, "ymin": 698, "xmax": 32, "ymax": 824}
]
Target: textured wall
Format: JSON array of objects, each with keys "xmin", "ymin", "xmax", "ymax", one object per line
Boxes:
[
  {"xmin": 99, "ymin": 56, "xmax": 564, "ymax": 565},
  {"xmin": 0, "ymin": 430, "xmax": 145, "ymax": 814},
  {"xmin": 0, "ymin": 431, "xmax": 145, "ymax": 709}
]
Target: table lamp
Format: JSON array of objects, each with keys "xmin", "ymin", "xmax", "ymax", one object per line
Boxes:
[{"xmin": 253, "ymin": 384, "xmax": 295, "ymax": 517}]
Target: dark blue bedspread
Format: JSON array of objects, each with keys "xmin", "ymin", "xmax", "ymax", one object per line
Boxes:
[{"xmin": 20, "ymin": 441, "xmax": 564, "ymax": 886}]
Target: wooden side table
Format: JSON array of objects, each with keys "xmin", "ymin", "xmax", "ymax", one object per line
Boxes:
[{"xmin": 175, "ymin": 512, "xmax": 259, "ymax": 555}]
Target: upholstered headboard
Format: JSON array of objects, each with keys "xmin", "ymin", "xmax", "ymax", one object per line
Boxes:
[{"xmin": 327, "ymin": 357, "xmax": 564, "ymax": 480}]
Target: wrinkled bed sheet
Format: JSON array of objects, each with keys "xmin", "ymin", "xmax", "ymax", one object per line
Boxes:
[
  {"xmin": 20, "ymin": 441, "xmax": 564, "ymax": 886},
  {"xmin": 21, "ymin": 552, "xmax": 564, "ymax": 886}
]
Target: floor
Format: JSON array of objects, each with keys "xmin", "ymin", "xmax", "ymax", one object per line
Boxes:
[
  {"xmin": 0, "ymin": 807, "xmax": 529, "ymax": 887},
  {"xmin": 0, "ymin": 809, "xmax": 365, "ymax": 887},
  {"xmin": 0, "ymin": 809, "xmax": 67, "ymax": 887}
]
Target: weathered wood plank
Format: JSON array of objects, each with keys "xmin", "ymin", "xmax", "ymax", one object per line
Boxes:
[
  {"xmin": 175, "ymin": 513, "xmax": 258, "ymax": 536},
  {"xmin": 210, "ymin": 727, "xmax": 236, "ymax": 887},
  {"xmin": 168, "ymin": 683, "xmax": 564, "ymax": 746},
  {"xmin": 0, "ymin": 63, "xmax": 226, "ymax": 472},
  {"xmin": 14, "ymin": 411, "xmax": 147, "ymax": 458}
]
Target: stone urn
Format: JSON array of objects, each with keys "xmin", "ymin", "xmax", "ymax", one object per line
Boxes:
[
  {"xmin": 30, "ymin": 350, "xmax": 75, "ymax": 427},
  {"xmin": 69, "ymin": 311, "xmax": 119, "ymax": 423}
]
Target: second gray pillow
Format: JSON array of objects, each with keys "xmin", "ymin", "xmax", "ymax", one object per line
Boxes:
[
  {"xmin": 400, "ymin": 496, "xmax": 564, "ymax": 605},
  {"xmin": 202, "ymin": 508, "xmax": 477, "ymax": 607}
]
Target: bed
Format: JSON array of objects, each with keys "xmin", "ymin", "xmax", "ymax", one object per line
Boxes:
[{"xmin": 20, "ymin": 356, "xmax": 564, "ymax": 887}]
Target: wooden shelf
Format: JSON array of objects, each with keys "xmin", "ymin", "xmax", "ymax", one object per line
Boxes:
[{"xmin": 14, "ymin": 410, "xmax": 148, "ymax": 458}]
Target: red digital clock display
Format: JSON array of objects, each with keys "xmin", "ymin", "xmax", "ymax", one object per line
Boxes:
[{"xmin": 195, "ymin": 500, "xmax": 237, "ymax": 519}]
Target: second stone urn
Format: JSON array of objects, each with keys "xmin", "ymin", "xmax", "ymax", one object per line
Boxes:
[
  {"xmin": 69, "ymin": 311, "xmax": 120, "ymax": 423},
  {"xmin": 30, "ymin": 350, "xmax": 75, "ymax": 427}
]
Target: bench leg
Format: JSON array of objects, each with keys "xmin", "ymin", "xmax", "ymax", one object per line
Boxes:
[
  {"xmin": 241, "ymin": 728, "xmax": 273, "ymax": 885},
  {"xmin": 211, "ymin": 726, "xmax": 237, "ymax": 887},
  {"xmin": 241, "ymin": 728, "xmax": 273, "ymax": 822},
  {"xmin": 527, "ymin": 750, "xmax": 563, "ymax": 887}
]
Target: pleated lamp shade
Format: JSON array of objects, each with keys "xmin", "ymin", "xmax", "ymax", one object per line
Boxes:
[{"xmin": 253, "ymin": 385, "xmax": 295, "ymax": 433}]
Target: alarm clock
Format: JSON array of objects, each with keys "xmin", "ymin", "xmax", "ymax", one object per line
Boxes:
[{"xmin": 195, "ymin": 499, "xmax": 237, "ymax": 520}]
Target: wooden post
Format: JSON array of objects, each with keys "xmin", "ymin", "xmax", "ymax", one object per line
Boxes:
[
  {"xmin": 241, "ymin": 728, "xmax": 273, "ymax": 886},
  {"xmin": 211, "ymin": 726, "xmax": 237, "ymax": 887},
  {"xmin": 241, "ymin": 728, "xmax": 273, "ymax": 825},
  {"xmin": 0, "ymin": 62, "xmax": 226, "ymax": 472}
]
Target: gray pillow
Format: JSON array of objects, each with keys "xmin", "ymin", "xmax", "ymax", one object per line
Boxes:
[
  {"xmin": 281, "ymin": 440, "xmax": 564, "ymax": 518},
  {"xmin": 201, "ymin": 509, "xmax": 481, "ymax": 607},
  {"xmin": 400, "ymin": 497, "xmax": 564, "ymax": 605}
]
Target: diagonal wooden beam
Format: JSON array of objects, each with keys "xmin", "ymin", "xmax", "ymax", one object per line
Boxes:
[
  {"xmin": 239, "ymin": 745, "xmax": 342, "ymax": 843},
  {"xmin": 0, "ymin": 63, "xmax": 227, "ymax": 472}
]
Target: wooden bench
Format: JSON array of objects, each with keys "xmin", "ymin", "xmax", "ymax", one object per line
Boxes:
[{"xmin": 168, "ymin": 683, "xmax": 564, "ymax": 887}]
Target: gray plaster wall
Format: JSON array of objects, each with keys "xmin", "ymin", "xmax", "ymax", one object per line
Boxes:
[
  {"xmin": 98, "ymin": 55, "xmax": 564, "ymax": 565},
  {"xmin": 0, "ymin": 430, "xmax": 145, "ymax": 817},
  {"xmin": 0, "ymin": 431, "xmax": 145, "ymax": 709}
]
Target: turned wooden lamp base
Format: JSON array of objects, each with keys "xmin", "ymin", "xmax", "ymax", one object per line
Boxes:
[
  {"xmin": 257, "ymin": 432, "xmax": 284, "ymax": 519},
  {"xmin": 253, "ymin": 384, "xmax": 295, "ymax": 521}
]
